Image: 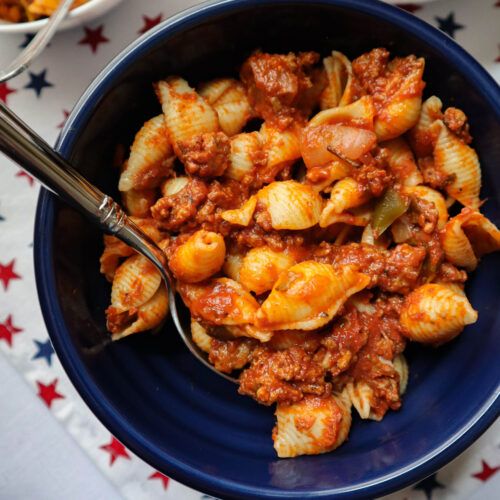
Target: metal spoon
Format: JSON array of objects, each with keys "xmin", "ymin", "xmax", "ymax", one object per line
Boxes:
[
  {"xmin": 0, "ymin": 0, "xmax": 74, "ymax": 83},
  {"xmin": 0, "ymin": 101, "xmax": 237, "ymax": 383}
]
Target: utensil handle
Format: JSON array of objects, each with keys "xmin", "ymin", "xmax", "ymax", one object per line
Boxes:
[
  {"xmin": 0, "ymin": 101, "xmax": 115, "ymax": 226},
  {"xmin": 0, "ymin": 0, "xmax": 74, "ymax": 83},
  {"xmin": 0, "ymin": 102, "xmax": 171, "ymax": 282}
]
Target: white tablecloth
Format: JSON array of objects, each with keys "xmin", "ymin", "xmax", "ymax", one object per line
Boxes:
[{"xmin": 0, "ymin": 0, "xmax": 499, "ymax": 498}]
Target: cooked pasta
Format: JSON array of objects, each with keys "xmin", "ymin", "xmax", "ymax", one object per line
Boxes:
[
  {"xmin": 199, "ymin": 78, "xmax": 252, "ymax": 136},
  {"xmin": 100, "ymin": 47, "xmax": 499, "ymax": 458},
  {"xmin": 169, "ymin": 230, "xmax": 226, "ymax": 283},
  {"xmin": 400, "ymin": 283, "xmax": 478, "ymax": 344},
  {"xmin": 273, "ymin": 394, "xmax": 351, "ymax": 458},
  {"xmin": 118, "ymin": 115, "xmax": 174, "ymax": 192},
  {"xmin": 0, "ymin": 0, "xmax": 87, "ymax": 22}
]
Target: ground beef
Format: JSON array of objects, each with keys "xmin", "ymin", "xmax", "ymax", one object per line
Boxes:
[
  {"xmin": 314, "ymin": 306, "xmax": 368, "ymax": 377},
  {"xmin": 106, "ymin": 307, "xmax": 137, "ymax": 334},
  {"xmin": 351, "ymin": 159, "xmax": 393, "ymax": 197},
  {"xmin": 209, "ymin": 338, "xmax": 257, "ymax": 373},
  {"xmin": 418, "ymin": 156, "xmax": 455, "ymax": 191},
  {"xmin": 334, "ymin": 296, "xmax": 407, "ymax": 419},
  {"xmin": 313, "ymin": 242, "xmax": 426, "ymax": 294},
  {"xmin": 229, "ymin": 222, "xmax": 306, "ymax": 252},
  {"xmin": 151, "ymin": 177, "xmax": 208, "ymax": 231},
  {"xmin": 352, "ymin": 48, "xmax": 425, "ymax": 112},
  {"xmin": 240, "ymin": 51, "xmax": 320, "ymax": 129},
  {"xmin": 443, "ymin": 107, "xmax": 472, "ymax": 144},
  {"xmin": 177, "ymin": 132, "xmax": 230, "ymax": 177},
  {"xmin": 238, "ymin": 346, "xmax": 330, "ymax": 405},
  {"xmin": 434, "ymin": 262, "xmax": 468, "ymax": 284}
]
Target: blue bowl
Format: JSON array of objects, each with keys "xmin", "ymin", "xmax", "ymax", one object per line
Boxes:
[{"xmin": 34, "ymin": 0, "xmax": 500, "ymax": 498}]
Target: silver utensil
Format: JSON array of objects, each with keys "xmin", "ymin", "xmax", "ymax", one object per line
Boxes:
[
  {"xmin": 0, "ymin": 0, "xmax": 74, "ymax": 83},
  {"xmin": 0, "ymin": 101, "xmax": 237, "ymax": 383}
]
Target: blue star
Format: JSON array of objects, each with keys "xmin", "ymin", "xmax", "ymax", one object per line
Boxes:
[
  {"xmin": 32, "ymin": 338, "xmax": 55, "ymax": 366},
  {"xmin": 19, "ymin": 33, "xmax": 35, "ymax": 49},
  {"xmin": 24, "ymin": 69, "xmax": 53, "ymax": 98},
  {"xmin": 19, "ymin": 33, "xmax": 51, "ymax": 49},
  {"xmin": 413, "ymin": 473, "xmax": 445, "ymax": 500},
  {"xmin": 435, "ymin": 12, "xmax": 464, "ymax": 39}
]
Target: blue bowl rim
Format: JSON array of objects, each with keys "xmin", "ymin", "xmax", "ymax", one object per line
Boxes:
[{"xmin": 34, "ymin": 0, "xmax": 500, "ymax": 498}]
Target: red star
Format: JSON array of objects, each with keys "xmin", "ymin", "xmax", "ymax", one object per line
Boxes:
[
  {"xmin": 472, "ymin": 460, "xmax": 500, "ymax": 482},
  {"xmin": 148, "ymin": 471, "xmax": 170, "ymax": 490},
  {"xmin": 100, "ymin": 436, "xmax": 131, "ymax": 466},
  {"xmin": 78, "ymin": 25, "xmax": 109, "ymax": 54},
  {"xmin": 15, "ymin": 170, "xmax": 35, "ymax": 186},
  {"xmin": 36, "ymin": 379, "xmax": 64, "ymax": 408},
  {"xmin": 396, "ymin": 3, "xmax": 422, "ymax": 13},
  {"xmin": 0, "ymin": 315, "xmax": 23, "ymax": 347},
  {"xmin": 0, "ymin": 259, "xmax": 21, "ymax": 290},
  {"xmin": 0, "ymin": 82, "xmax": 16, "ymax": 104},
  {"xmin": 57, "ymin": 109, "xmax": 70, "ymax": 129},
  {"xmin": 138, "ymin": 14, "xmax": 163, "ymax": 35}
]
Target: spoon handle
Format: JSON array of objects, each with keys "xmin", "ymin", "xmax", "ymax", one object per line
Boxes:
[
  {"xmin": 0, "ymin": 102, "xmax": 170, "ymax": 282},
  {"xmin": 0, "ymin": 0, "xmax": 74, "ymax": 83}
]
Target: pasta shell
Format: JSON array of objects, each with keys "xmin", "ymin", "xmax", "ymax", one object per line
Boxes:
[
  {"xmin": 239, "ymin": 246, "xmax": 299, "ymax": 295},
  {"xmin": 256, "ymin": 262, "xmax": 370, "ymax": 331},
  {"xmin": 169, "ymin": 230, "xmax": 226, "ymax": 283},
  {"xmin": 100, "ymin": 218, "xmax": 163, "ymax": 281},
  {"xmin": 432, "ymin": 120, "xmax": 481, "ymax": 208},
  {"xmin": 225, "ymin": 325, "xmax": 273, "ymax": 343},
  {"xmin": 400, "ymin": 283, "xmax": 478, "ymax": 344},
  {"xmin": 111, "ymin": 254, "xmax": 161, "ymax": 312},
  {"xmin": 226, "ymin": 132, "xmax": 263, "ymax": 181},
  {"xmin": 259, "ymin": 122, "xmax": 301, "ymax": 179},
  {"xmin": 382, "ymin": 137, "xmax": 423, "ymax": 186},
  {"xmin": 118, "ymin": 115, "xmax": 174, "ymax": 191},
  {"xmin": 199, "ymin": 78, "xmax": 252, "ymax": 136},
  {"xmin": 403, "ymin": 185, "xmax": 448, "ymax": 230},
  {"xmin": 160, "ymin": 176, "xmax": 189, "ymax": 197},
  {"xmin": 27, "ymin": 0, "xmax": 86, "ymax": 16},
  {"xmin": 122, "ymin": 188, "xmax": 156, "ymax": 217},
  {"xmin": 221, "ymin": 195, "xmax": 257, "ymax": 226},
  {"xmin": 344, "ymin": 381, "xmax": 375, "ymax": 420},
  {"xmin": 178, "ymin": 278, "xmax": 259, "ymax": 326},
  {"xmin": 393, "ymin": 354, "xmax": 409, "ymax": 396},
  {"xmin": 155, "ymin": 77, "xmax": 219, "ymax": 153},
  {"xmin": 257, "ymin": 181, "xmax": 323, "ymax": 230},
  {"xmin": 273, "ymin": 394, "xmax": 351, "ymax": 458},
  {"xmin": 191, "ymin": 319, "xmax": 213, "ymax": 354},
  {"xmin": 375, "ymin": 96, "xmax": 422, "ymax": 141},
  {"xmin": 305, "ymin": 159, "xmax": 352, "ymax": 192},
  {"xmin": 441, "ymin": 208, "xmax": 500, "ymax": 271},
  {"xmin": 319, "ymin": 177, "xmax": 370, "ymax": 228},
  {"xmin": 223, "ymin": 252, "xmax": 244, "ymax": 282},
  {"xmin": 409, "ymin": 95, "xmax": 443, "ymax": 158},
  {"xmin": 320, "ymin": 51, "xmax": 356, "ymax": 110},
  {"xmin": 310, "ymin": 95, "xmax": 376, "ymax": 129},
  {"xmin": 111, "ymin": 285, "xmax": 169, "ymax": 341}
]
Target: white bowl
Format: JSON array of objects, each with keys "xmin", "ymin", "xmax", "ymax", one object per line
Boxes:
[{"xmin": 0, "ymin": 0, "xmax": 124, "ymax": 34}]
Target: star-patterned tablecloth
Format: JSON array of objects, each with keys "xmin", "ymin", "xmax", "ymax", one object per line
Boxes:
[{"xmin": 0, "ymin": 0, "xmax": 499, "ymax": 499}]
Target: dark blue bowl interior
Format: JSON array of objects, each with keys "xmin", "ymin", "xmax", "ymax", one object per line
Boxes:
[{"xmin": 35, "ymin": 1, "xmax": 500, "ymax": 498}]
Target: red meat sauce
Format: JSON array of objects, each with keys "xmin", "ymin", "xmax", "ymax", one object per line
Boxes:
[
  {"xmin": 240, "ymin": 51, "xmax": 324, "ymax": 129},
  {"xmin": 113, "ymin": 47, "xmax": 466, "ymax": 414},
  {"xmin": 352, "ymin": 48, "xmax": 425, "ymax": 113},
  {"xmin": 233, "ymin": 296, "xmax": 406, "ymax": 416}
]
